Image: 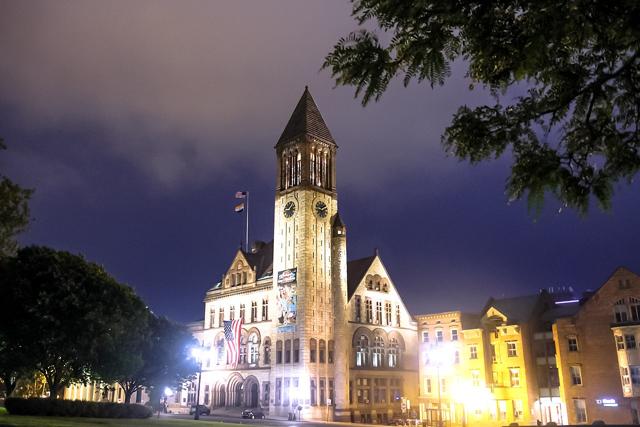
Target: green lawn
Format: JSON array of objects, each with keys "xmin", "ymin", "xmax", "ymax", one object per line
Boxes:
[{"xmin": 0, "ymin": 414, "xmax": 246, "ymax": 427}]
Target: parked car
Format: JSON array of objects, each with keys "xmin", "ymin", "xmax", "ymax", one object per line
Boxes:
[
  {"xmin": 242, "ymin": 409, "xmax": 266, "ymax": 419},
  {"xmin": 189, "ymin": 404, "xmax": 211, "ymax": 416}
]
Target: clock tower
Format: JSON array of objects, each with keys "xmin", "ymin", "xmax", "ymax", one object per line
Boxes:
[{"xmin": 270, "ymin": 87, "xmax": 347, "ymax": 419}]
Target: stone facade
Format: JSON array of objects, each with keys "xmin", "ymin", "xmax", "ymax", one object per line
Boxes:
[{"xmin": 188, "ymin": 87, "xmax": 417, "ymax": 422}]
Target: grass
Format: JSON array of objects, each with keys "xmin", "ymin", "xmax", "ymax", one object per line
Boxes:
[{"xmin": 0, "ymin": 414, "xmax": 246, "ymax": 427}]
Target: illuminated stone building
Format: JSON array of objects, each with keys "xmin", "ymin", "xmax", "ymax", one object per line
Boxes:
[{"xmin": 188, "ymin": 88, "xmax": 417, "ymax": 422}]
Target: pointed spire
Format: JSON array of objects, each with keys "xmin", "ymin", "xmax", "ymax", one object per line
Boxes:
[{"xmin": 277, "ymin": 86, "xmax": 335, "ymax": 146}]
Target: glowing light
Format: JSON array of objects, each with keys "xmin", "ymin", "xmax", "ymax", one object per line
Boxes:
[{"xmin": 164, "ymin": 387, "xmax": 174, "ymax": 397}]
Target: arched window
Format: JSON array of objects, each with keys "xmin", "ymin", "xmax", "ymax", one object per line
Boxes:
[
  {"xmin": 293, "ymin": 339, "xmax": 300, "ymax": 363},
  {"xmin": 310, "ymin": 338, "xmax": 317, "ymax": 363},
  {"xmin": 631, "ymin": 297, "xmax": 640, "ymax": 321},
  {"xmin": 310, "ymin": 150, "xmax": 316, "ymax": 184},
  {"xmin": 285, "ymin": 339, "xmax": 292, "ymax": 363},
  {"xmin": 216, "ymin": 337, "xmax": 225, "ymax": 365},
  {"xmin": 296, "ymin": 151, "xmax": 302, "ymax": 185},
  {"xmin": 276, "ymin": 340, "xmax": 283, "ymax": 364},
  {"xmin": 372, "ymin": 335, "xmax": 385, "ymax": 368},
  {"xmin": 281, "ymin": 152, "xmax": 287, "ymax": 189},
  {"xmin": 249, "ymin": 332, "xmax": 259, "ymax": 365},
  {"xmin": 239, "ymin": 333, "xmax": 247, "ymax": 364},
  {"xmin": 388, "ymin": 338, "xmax": 399, "ymax": 368},
  {"xmin": 328, "ymin": 340, "xmax": 334, "ymax": 364},
  {"xmin": 263, "ymin": 337, "xmax": 271, "ymax": 365},
  {"xmin": 319, "ymin": 339, "xmax": 326, "ymax": 363},
  {"xmin": 356, "ymin": 335, "xmax": 369, "ymax": 367}
]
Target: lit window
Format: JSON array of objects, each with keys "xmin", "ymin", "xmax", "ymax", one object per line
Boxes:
[
  {"xmin": 509, "ymin": 368, "xmax": 520, "ymax": 387},
  {"xmin": 425, "ymin": 378, "xmax": 432, "ymax": 393},
  {"xmin": 471, "ymin": 370, "xmax": 481, "ymax": 387},
  {"xmin": 630, "ymin": 298, "xmax": 640, "ymax": 321},
  {"xmin": 616, "ymin": 335, "xmax": 625, "ymax": 350},
  {"xmin": 570, "ymin": 365, "xmax": 583, "ymax": 386},
  {"xmin": 507, "ymin": 341, "xmax": 518, "ymax": 357},
  {"xmin": 422, "ymin": 331, "xmax": 429, "ymax": 343},
  {"xmin": 622, "ymin": 367, "xmax": 631, "ymax": 385},
  {"xmin": 573, "ymin": 399, "xmax": 587, "ymax": 423},
  {"xmin": 451, "ymin": 329, "xmax": 459, "ymax": 341},
  {"xmin": 615, "ymin": 299, "xmax": 629, "ymax": 323},
  {"xmin": 469, "ymin": 345, "xmax": 478, "ymax": 360},
  {"xmin": 436, "ymin": 330, "xmax": 444, "ymax": 343}
]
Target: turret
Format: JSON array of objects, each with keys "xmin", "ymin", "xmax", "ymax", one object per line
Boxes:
[{"xmin": 331, "ymin": 212, "xmax": 349, "ymax": 420}]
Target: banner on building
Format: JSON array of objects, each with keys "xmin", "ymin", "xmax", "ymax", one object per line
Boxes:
[{"xmin": 276, "ymin": 268, "xmax": 297, "ymax": 330}]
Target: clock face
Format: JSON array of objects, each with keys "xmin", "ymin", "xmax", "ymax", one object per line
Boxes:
[
  {"xmin": 315, "ymin": 201, "xmax": 328, "ymax": 218},
  {"xmin": 283, "ymin": 201, "xmax": 296, "ymax": 218}
]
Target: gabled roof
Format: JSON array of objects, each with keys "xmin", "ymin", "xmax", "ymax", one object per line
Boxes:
[
  {"xmin": 242, "ymin": 240, "xmax": 274, "ymax": 279},
  {"xmin": 277, "ymin": 87, "xmax": 335, "ymax": 146},
  {"xmin": 347, "ymin": 255, "xmax": 376, "ymax": 299},
  {"xmin": 483, "ymin": 294, "xmax": 542, "ymax": 323}
]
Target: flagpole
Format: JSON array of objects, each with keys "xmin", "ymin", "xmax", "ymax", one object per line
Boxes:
[{"xmin": 245, "ymin": 192, "xmax": 250, "ymax": 251}]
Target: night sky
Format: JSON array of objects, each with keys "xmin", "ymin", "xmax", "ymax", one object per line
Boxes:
[{"xmin": 2, "ymin": 1, "xmax": 639, "ymax": 323}]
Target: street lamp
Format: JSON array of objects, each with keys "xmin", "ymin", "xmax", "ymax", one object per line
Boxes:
[
  {"xmin": 191, "ymin": 346, "xmax": 204, "ymax": 421},
  {"xmin": 426, "ymin": 344, "xmax": 455, "ymax": 427}
]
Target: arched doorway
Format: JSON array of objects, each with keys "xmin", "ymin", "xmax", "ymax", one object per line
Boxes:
[
  {"xmin": 243, "ymin": 375, "xmax": 260, "ymax": 408},
  {"xmin": 227, "ymin": 373, "xmax": 245, "ymax": 407},
  {"xmin": 213, "ymin": 383, "xmax": 226, "ymax": 407}
]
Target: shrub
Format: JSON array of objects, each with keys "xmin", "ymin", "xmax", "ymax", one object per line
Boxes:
[{"xmin": 5, "ymin": 398, "xmax": 152, "ymax": 418}]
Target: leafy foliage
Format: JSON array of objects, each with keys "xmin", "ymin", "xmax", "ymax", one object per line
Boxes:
[
  {"xmin": 0, "ymin": 246, "xmax": 148, "ymax": 398},
  {"xmin": 0, "ymin": 139, "xmax": 33, "ymax": 257},
  {"xmin": 324, "ymin": 0, "xmax": 640, "ymax": 213}
]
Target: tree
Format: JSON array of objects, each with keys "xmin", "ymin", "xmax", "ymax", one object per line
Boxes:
[
  {"xmin": 0, "ymin": 139, "xmax": 33, "ymax": 257},
  {"xmin": 0, "ymin": 246, "xmax": 148, "ymax": 398},
  {"xmin": 324, "ymin": 1, "xmax": 640, "ymax": 213},
  {"xmin": 114, "ymin": 316, "xmax": 198, "ymax": 404}
]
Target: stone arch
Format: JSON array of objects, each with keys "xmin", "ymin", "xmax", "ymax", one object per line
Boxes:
[
  {"xmin": 352, "ymin": 327, "xmax": 374, "ymax": 347},
  {"xmin": 243, "ymin": 375, "xmax": 260, "ymax": 408},
  {"xmin": 388, "ymin": 330, "xmax": 406, "ymax": 350},
  {"xmin": 213, "ymin": 380, "xmax": 227, "ymax": 407},
  {"xmin": 227, "ymin": 372, "xmax": 245, "ymax": 407}
]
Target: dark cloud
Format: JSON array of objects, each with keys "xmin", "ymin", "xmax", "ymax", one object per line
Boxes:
[{"xmin": 1, "ymin": 1, "xmax": 639, "ymax": 322}]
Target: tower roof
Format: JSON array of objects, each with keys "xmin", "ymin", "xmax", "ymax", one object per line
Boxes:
[{"xmin": 277, "ymin": 86, "xmax": 335, "ymax": 146}]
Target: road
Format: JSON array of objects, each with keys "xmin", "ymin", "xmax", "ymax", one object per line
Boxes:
[{"xmin": 164, "ymin": 412, "xmax": 374, "ymax": 427}]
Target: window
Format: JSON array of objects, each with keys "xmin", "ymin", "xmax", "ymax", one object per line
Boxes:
[
  {"xmin": 354, "ymin": 296, "xmax": 362, "ymax": 322},
  {"xmin": 573, "ymin": 399, "xmax": 587, "ymax": 423},
  {"xmin": 216, "ymin": 338, "xmax": 225, "ymax": 365},
  {"xmin": 239, "ymin": 304, "xmax": 245, "ymax": 322},
  {"xmin": 422, "ymin": 331, "xmax": 429, "ymax": 343},
  {"xmin": 440, "ymin": 378, "xmax": 446, "ymax": 393},
  {"xmin": 471, "ymin": 370, "xmax": 481, "ymax": 387},
  {"xmin": 310, "ymin": 338, "xmax": 317, "ymax": 363},
  {"xmin": 385, "ymin": 302, "xmax": 392, "ymax": 325},
  {"xmin": 262, "ymin": 382, "xmax": 270, "ymax": 407},
  {"xmin": 513, "ymin": 400, "xmax": 523, "ymax": 420},
  {"xmin": 376, "ymin": 301, "xmax": 383, "ymax": 325},
  {"xmin": 509, "ymin": 368, "xmax": 520, "ymax": 387},
  {"xmin": 372, "ymin": 336, "xmax": 384, "ymax": 368},
  {"xmin": 373, "ymin": 378, "xmax": 386, "ymax": 403},
  {"xmin": 396, "ymin": 305, "xmax": 401, "ymax": 326},
  {"xmin": 626, "ymin": 334, "xmax": 637, "ymax": 349},
  {"xmin": 631, "ymin": 366, "xmax": 640, "ymax": 385},
  {"xmin": 570, "ymin": 365, "xmax": 583, "ymax": 386},
  {"xmin": 425, "ymin": 378, "xmax": 432, "ymax": 393},
  {"xmin": 283, "ymin": 378, "xmax": 290, "ymax": 406},
  {"xmin": 328, "ymin": 340, "xmax": 334, "ymax": 364},
  {"xmin": 276, "ymin": 340, "xmax": 283, "ymax": 364},
  {"xmin": 616, "ymin": 335, "xmax": 625, "ymax": 350},
  {"xmin": 319, "ymin": 339, "xmax": 326, "ymax": 363},
  {"xmin": 507, "ymin": 341, "xmax": 518, "ymax": 357},
  {"xmin": 615, "ymin": 299, "xmax": 629, "ymax": 323},
  {"xmin": 218, "ymin": 307, "xmax": 224, "ymax": 326},
  {"xmin": 631, "ymin": 298, "xmax": 640, "ymax": 321},
  {"xmin": 204, "ymin": 385, "xmax": 210, "ymax": 405},
  {"xmin": 239, "ymin": 334, "xmax": 247, "ymax": 364},
  {"xmin": 262, "ymin": 299, "xmax": 269, "ymax": 321},
  {"xmin": 319, "ymin": 379, "xmax": 326, "ymax": 405},
  {"xmin": 251, "ymin": 302, "xmax": 258, "ymax": 323},
  {"xmin": 568, "ymin": 336, "xmax": 579, "ymax": 352},
  {"xmin": 230, "ymin": 306, "xmax": 235, "ymax": 320},
  {"xmin": 263, "ymin": 338, "xmax": 271, "ymax": 364},
  {"xmin": 491, "ymin": 344, "xmax": 497, "ymax": 363},
  {"xmin": 388, "ymin": 338, "xmax": 399, "ymax": 368},
  {"xmin": 310, "ymin": 379, "xmax": 317, "ymax": 406},
  {"xmin": 209, "ymin": 309, "xmax": 215, "ymax": 328},
  {"xmin": 293, "ymin": 339, "xmax": 300, "ymax": 363},
  {"xmin": 285, "ymin": 340, "xmax": 291, "ymax": 363},
  {"xmin": 454, "ymin": 351, "xmax": 460, "ymax": 364},
  {"xmin": 451, "ymin": 329, "xmax": 459, "ymax": 341},
  {"xmin": 329, "ymin": 379, "xmax": 334, "ymax": 405},
  {"xmin": 469, "ymin": 345, "xmax": 478, "ymax": 359},
  {"xmin": 622, "ymin": 367, "xmax": 631, "ymax": 385},
  {"xmin": 365, "ymin": 298, "xmax": 373, "ymax": 323},
  {"xmin": 356, "ymin": 335, "xmax": 369, "ymax": 367},
  {"xmin": 248, "ymin": 333, "xmax": 259, "ymax": 364},
  {"xmin": 436, "ymin": 330, "xmax": 444, "ymax": 343}
]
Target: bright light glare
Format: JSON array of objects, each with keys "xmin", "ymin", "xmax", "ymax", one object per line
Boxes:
[
  {"xmin": 427, "ymin": 343, "xmax": 456, "ymax": 367},
  {"xmin": 164, "ymin": 387, "xmax": 174, "ymax": 397},
  {"xmin": 191, "ymin": 347, "xmax": 202, "ymax": 359}
]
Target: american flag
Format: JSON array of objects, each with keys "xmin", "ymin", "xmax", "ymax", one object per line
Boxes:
[{"xmin": 223, "ymin": 319, "xmax": 243, "ymax": 367}]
